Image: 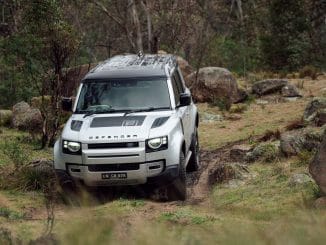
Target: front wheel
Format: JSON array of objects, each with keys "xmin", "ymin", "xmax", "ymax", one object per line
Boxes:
[
  {"xmin": 187, "ymin": 129, "xmax": 199, "ymax": 172},
  {"xmin": 166, "ymin": 151, "xmax": 187, "ymax": 201}
]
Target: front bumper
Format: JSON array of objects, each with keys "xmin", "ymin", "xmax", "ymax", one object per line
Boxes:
[{"xmin": 64, "ymin": 161, "xmax": 178, "ymax": 187}]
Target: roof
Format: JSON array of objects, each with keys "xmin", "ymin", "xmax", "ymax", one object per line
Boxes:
[{"xmin": 83, "ymin": 54, "xmax": 178, "ymax": 80}]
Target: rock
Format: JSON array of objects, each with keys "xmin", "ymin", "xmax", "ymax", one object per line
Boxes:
[
  {"xmin": 321, "ymin": 88, "xmax": 326, "ymax": 97},
  {"xmin": 0, "ymin": 110, "xmax": 12, "ymax": 126},
  {"xmin": 252, "ymin": 79, "xmax": 288, "ymax": 96},
  {"xmin": 246, "ymin": 141, "xmax": 280, "ymax": 162},
  {"xmin": 288, "ymin": 173, "xmax": 314, "ymax": 187},
  {"xmin": 283, "ymin": 97, "xmax": 299, "ymax": 102},
  {"xmin": 314, "ymin": 197, "xmax": 326, "ymax": 209},
  {"xmin": 12, "ymin": 101, "xmax": 43, "ymax": 132},
  {"xmin": 281, "ymin": 84, "xmax": 302, "ymax": 97},
  {"xmin": 310, "ymin": 130, "xmax": 326, "ymax": 195},
  {"xmin": 303, "ymin": 97, "xmax": 326, "ymax": 123},
  {"xmin": 230, "ymin": 145, "xmax": 252, "ymax": 162},
  {"xmin": 315, "ymin": 109, "xmax": 326, "ymax": 126},
  {"xmin": 256, "ymin": 99, "xmax": 269, "ymax": 105},
  {"xmin": 200, "ymin": 112, "xmax": 223, "ymax": 123},
  {"xmin": 176, "ymin": 56, "xmax": 193, "ymax": 77},
  {"xmin": 280, "ymin": 128, "xmax": 323, "ymax": 156},
  {"xmin": 226, "ymin": 114, "xmax": 242, "ymax": 121},
  {"xmin": 208, "ymin": 162, "xmax": 249, "ymax": 186},
  {"xmin": 186, "ymin": 67, "xmax": 247, "ymax": 104},
  {"xmin": 12, "ymin": 102, "xmax": 31, "ymax": 129},
  {"xmin": 157, "ymin": 50, "xmax": 167, "ymax": 54},
  {"xmin": 221, "ymin": 179, "xmax": 246, "ymax": 189}
]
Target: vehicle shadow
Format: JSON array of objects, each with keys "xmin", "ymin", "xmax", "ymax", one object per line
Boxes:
[{"xmin": 61, "ymin": 184, "xmax": 164, "ymax": 206}]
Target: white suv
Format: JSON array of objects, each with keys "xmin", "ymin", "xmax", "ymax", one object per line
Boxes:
[{"xmin": 54, "ymin": 54, "xmax": 199, "ymax": 200}]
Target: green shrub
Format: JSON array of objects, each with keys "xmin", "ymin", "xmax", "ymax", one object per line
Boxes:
[
  {"xmin": 210, "ymin": 98, "xmax": 231, "ymax": 111},
  {"xmin": 295, "ymin": 150, "xmax": 315, "ymax": 167},
  {"xmin": 0, "ymin": 207, "xmax": 25, "ymax": 220},
  {"xmin": 0, "ymin": 140, "xmax": 27, "ymax": 167},
  {"xmin": 229, "ymin": 104, "xmax": 248, "ymax": 114}
]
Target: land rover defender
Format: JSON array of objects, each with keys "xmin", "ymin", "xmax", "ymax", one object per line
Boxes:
[{"xmin": 54, "ymin": 54, "xmax": 199, "ymax": 200}]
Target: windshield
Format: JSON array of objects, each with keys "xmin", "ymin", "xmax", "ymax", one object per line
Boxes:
[{"xmin": 75, "ymin": 78, "xmax": 171, "ymax": 113}]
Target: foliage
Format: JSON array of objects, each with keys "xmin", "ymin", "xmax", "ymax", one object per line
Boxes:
[
  {"xmin": 0, "ymin": 207, "xmax": 25, "ymax": 220},
  {"xmin": 210, "ymin": 97, "xmax": 231, "ymax": 111},
  {"xmin": 261, "ymin": 0, "xmax": 312, "ymax": 71},
  {"xmin": 0, "ymin": 140, "xmax": 27, "ymax": 167}
]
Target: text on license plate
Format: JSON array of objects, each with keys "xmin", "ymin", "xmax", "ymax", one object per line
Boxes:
[{"xmin": 102, "ymin": 173, "xmax": 127, "ymax": 179}]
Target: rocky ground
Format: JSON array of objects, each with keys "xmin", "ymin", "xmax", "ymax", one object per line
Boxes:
[{"xmin": 0, "ymin": 75, "xmax": 326, "ymax": 244}]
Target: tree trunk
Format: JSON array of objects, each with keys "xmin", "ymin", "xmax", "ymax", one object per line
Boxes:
[
  {"xmin": 141, "ymin": 0, "xmax": 152, "ymax": 53},
  {"xmin": 129, "ymin": 0, "xmax": 143, "ymax": 52}
]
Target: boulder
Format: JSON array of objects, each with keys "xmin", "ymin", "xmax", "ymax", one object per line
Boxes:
[
  {"xmin": 246, "ymin": 141, "xmax": 280, "ymax": 163},
  {"xmin": 200, "ymin": 112, "xmax": 223, "ymax": 123},
  {"xmin": 252, "ymin": 79, "xmax": 288, "ymax": 96},
  {"xmin": 281, "ymin": 84, "xmax": 302, "ymax": 97},
  {"xmin": 303, "ymin": 97, "xmax": 326, "ymax": 123},
  {"xmin": 280, "ymin": 128, "xmax": 323, "ymax": 156},
  {"xmin": 12, "ymin": 102, "xmax": 43, "ymax": 132},
  {"xmin": 186, "ymin": 67, "xmax": 247, "ymax": 104},
  {"xmin": 314, "ymin": 197, "xmax": 326, "ymax": 209},
  {"xmin": 176, "ymin": 56, "xmax": 193, "ymax": 77},
  {"xmin": 310, "ymin": 131, "xmax": 326, "ymax": 195},
  {"xmin": 230, "ymin": 145, "xmax": 252, "ymax": 162},
  {"xmin": 288, "ymin": 173, "xmax": 314, "ymax": 187},
  {"xmin": 315, "ymin": 109, "xmax": 326, "ymax": 126},
  {"xmin": 0, "ymin": 110, "xmax": 12, "ymax": 126},
  {"xmin": 208, "ymin": 162, "xmax": 249, "ymax": 186}
]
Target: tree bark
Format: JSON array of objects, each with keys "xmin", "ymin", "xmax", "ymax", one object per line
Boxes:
[
  {"xmin": 129, "ymin": 0, "xmax": 143, "ymax": 52},
  {"xmin": 141, "ymin": 0, "xmax": 152, "ymax": 53}
]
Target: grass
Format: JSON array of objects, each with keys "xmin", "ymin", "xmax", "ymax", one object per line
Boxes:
[
  {"xmin": 159, "ymin": 207, "xmax": 216, "ymax": 225},
  {"xmin": 199, "ymin": 99, "xmax": 306, "ymax": 150},
  {"xmin": 0, "ymin": 207, "xmax": 25, "ymax": 220},
  {"xmin": 212, "ymin": 162, "xmax": 319, "ymax": 221},
  {"xmin": 0, "ymin": 77, "xmax": 326, "ymax": 244},
  {"xmin": 0, "ymin": 127, "xmax": 52, "ymax": 166}
]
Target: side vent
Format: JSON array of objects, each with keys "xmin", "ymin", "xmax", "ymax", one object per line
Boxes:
[
  {"xmin": 71, "ymin": 120, "xmax": 83, "ymax": 131},
  {"xmin": 151, "ymin": 117, "xmax": 170, "ymax": 128}
]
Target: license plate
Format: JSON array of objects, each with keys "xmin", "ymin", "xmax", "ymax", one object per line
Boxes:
[{"xmin": 102, "ymin": 173, "xmax": 127, "ymax": 180}]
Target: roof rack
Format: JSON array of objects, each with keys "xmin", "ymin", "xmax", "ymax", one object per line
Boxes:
[{"xmin": 90, "ymin": 54, "xmax": 177, "ymax": 74}]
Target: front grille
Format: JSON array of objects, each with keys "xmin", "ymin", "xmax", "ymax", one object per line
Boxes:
[
  {"xmin": 88, "ymin": 142, "xmax": 139, "ymax": 149},
  {"xmin": 88, "ymin": 163, "xmax": 140, "ymax": 172}
]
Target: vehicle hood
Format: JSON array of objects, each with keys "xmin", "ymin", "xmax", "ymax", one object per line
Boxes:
[{"xmin": 62, "ymin": 111, "xmax": 174, "ymax": 143}]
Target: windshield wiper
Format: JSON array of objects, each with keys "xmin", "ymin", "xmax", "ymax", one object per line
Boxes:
[
  {"xmin": 83, "ymin": 108, "xmax": 117, "ymax": 118},
  {"xmin": 123, "ymin": 107, "xmax": 171, "ymax": 117}
]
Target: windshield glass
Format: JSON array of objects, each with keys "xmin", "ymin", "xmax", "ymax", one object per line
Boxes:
[{"xmin": 75, "ymin": 78, "xmax": 171, "ymax": 113}]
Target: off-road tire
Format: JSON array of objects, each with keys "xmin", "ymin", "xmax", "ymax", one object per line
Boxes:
[
  {"xmin": 167, "ymin": 151, "xmax": 187, "ymax": 201},
  {"xmin": 187, "ymin": 129, "xmax": 199, "ymax": 172},
  {"xmin": 55, "ymin": 170, "xmax": 79, "ymax": 205}
]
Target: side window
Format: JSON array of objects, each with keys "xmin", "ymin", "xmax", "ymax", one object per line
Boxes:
[
  {"xmin": 173, "ymin": 71, "xmax": 185, "ymax": 94},
  {"xmin": 171, "ymin": 75, "xmax": 180, "ymax": 105}
]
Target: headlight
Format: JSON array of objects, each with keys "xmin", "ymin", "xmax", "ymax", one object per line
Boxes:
[
  {"xmin": 62, "ymin": 140, "xmax": 81, "ymax": 155},
  {"xmin": 146, "ymin": 136, "xmax": 168, "ymax": 152}
]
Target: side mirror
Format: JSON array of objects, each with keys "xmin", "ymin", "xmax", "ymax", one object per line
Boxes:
[
  {"xmin": 61, "ymin": 97, "xmax": 73, "ymax": 112},
  {"xmin": 179, "ymin": 93, "xmax": 191, "ymax": 107}
]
